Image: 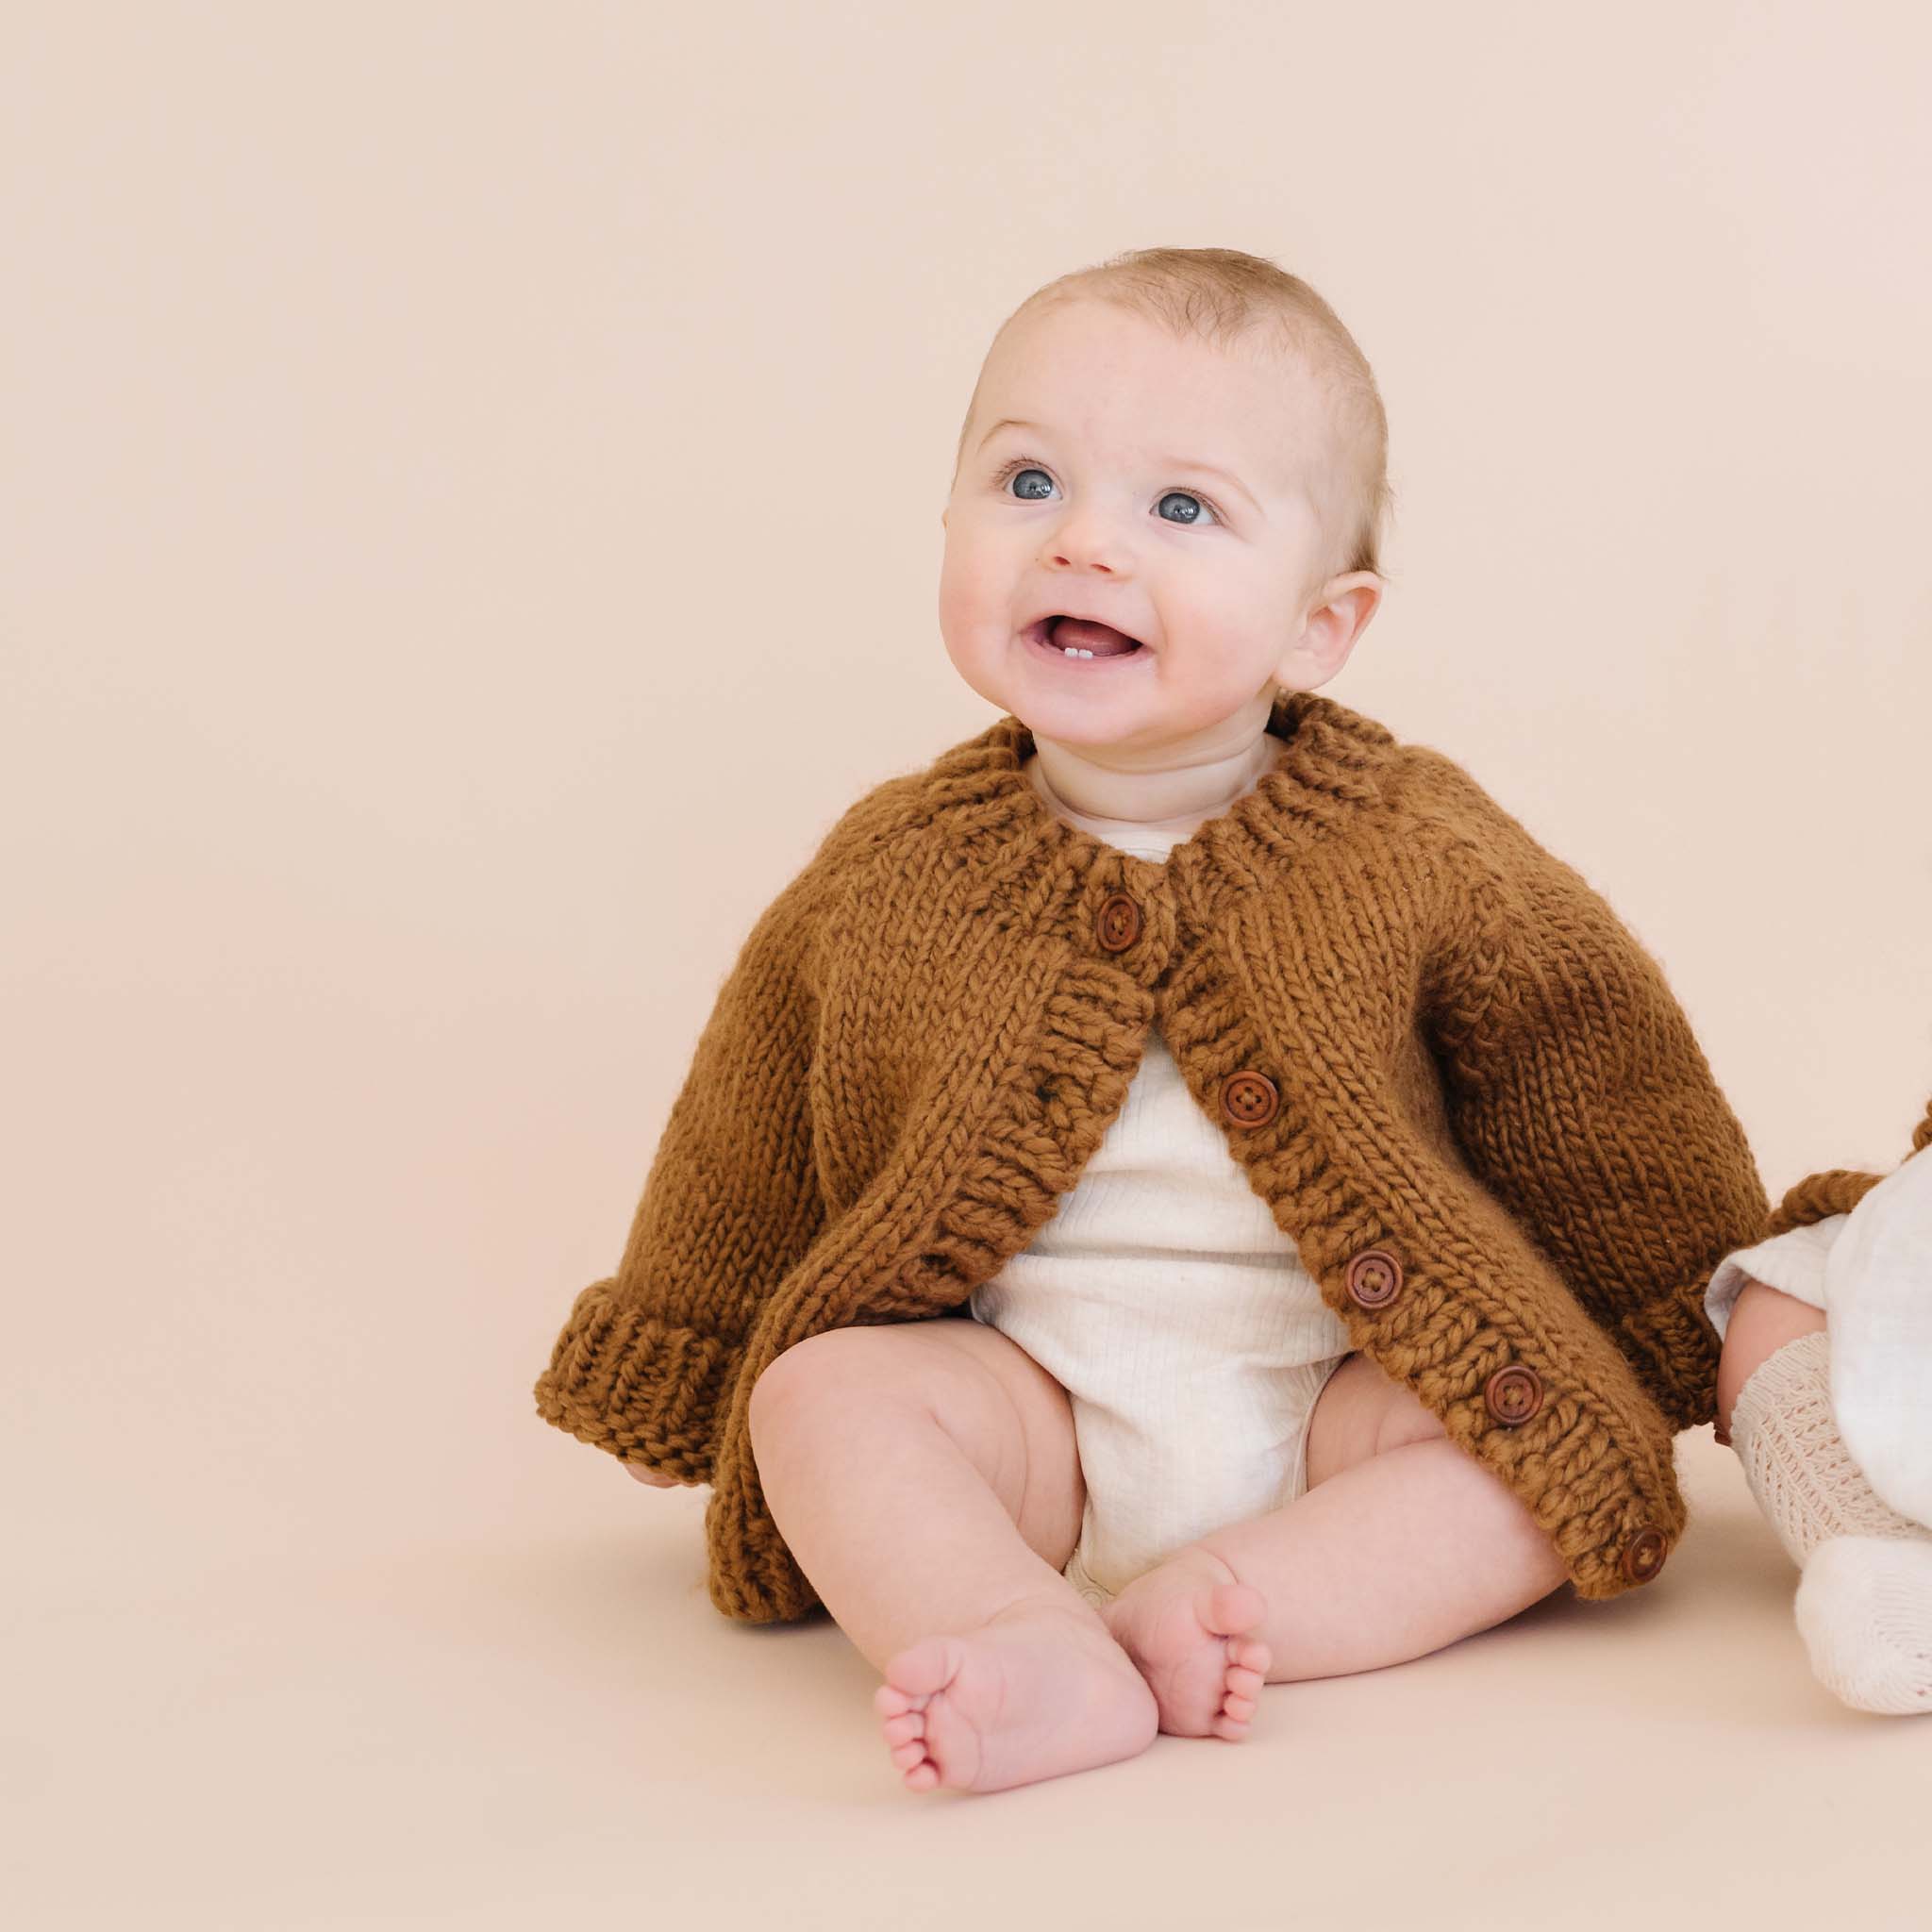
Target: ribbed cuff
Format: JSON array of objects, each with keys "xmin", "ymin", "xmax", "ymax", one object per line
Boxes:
[
  {"xmin": 1611, "ymin": 1285, "xmax": 1722, "ymax": 1432},
  {"xmin": 532, "ymin": 1281, "xmax": 742, "ymax": 1484}
]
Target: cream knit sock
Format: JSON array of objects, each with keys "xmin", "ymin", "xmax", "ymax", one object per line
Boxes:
[
  {"xmin": 1794, "ymin": 1539, "xmax": 1932, "ymax": 1716},
  {"xmin": 1730, "ymin": 1328, "xmax": 1932, "ymax": 1716}
]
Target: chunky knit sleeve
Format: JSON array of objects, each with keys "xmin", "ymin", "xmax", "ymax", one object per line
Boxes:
[
  {"xmin": 1415, "ymin": 758, "xmax": 1771, "ymax": 1432},
  {"xmin": 532, "ymin": 864, "xmax": 830, "ymax": 1484}
]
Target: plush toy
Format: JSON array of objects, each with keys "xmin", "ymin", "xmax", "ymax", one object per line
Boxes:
[{"xmin": 1706, "ymin": 1092, "xmax": 1932, "ymax": 1714}]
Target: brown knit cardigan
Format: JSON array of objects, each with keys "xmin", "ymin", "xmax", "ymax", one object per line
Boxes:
[{"xmin": 534, "ymin": 689, "xmax": 1775, "ymax": 1620}]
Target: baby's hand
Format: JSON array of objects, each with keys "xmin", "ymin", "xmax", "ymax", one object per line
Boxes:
[{"xmin": 625, "ymin": 1461, "xmax": 680, "ymax": 1489}]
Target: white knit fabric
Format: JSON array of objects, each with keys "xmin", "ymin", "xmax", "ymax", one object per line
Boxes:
[
  {"xmin": 1794, "ymin": 1538, "xmax": 1932, "ymax": 1716},
  {"xmin": 969, "ymin": 808, "xmax": 1353, "ymax": 1605},
  {"xmin": 1729, "ymin": 1338, "xmax": 1932, "ymax": 1717},
  {"xmin": 1727, "ymin": 1331, "xmax": 1926, "ymax": 1567}
]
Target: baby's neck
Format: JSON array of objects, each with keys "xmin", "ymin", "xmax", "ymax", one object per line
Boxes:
[{"xmin": 1024, "ymin": 732, "xmax": 1283, "ymax": 842}]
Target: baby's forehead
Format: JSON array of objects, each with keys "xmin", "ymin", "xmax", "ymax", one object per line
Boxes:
[
  {"xmin": 1097, "ymin": 398, "xmax": 1343, "ymax": 513},
  {"xmin": 1011, "ymin": 327, "xmax": 1335, "ymax": 447}
]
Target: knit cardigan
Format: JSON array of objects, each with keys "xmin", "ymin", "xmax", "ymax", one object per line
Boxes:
[{"xmin": 533, "ymin": 689, "xmax": 1772, "ymax": 1622}]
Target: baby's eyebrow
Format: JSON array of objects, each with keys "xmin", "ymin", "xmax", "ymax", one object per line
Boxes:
[
  {"xmin": 1154, "ymin": 455, "xmax": 1260, "ymax": 515},
  {"xmin": 978, "ymin": 417, "xmax": 1262, "ymax": 515}
]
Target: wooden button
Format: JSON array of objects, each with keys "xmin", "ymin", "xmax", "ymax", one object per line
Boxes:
[
  {"xmin": 1220, "ymin": 1071, "xmax": 1279, "ymax": 1128},
  {"xmin": 1483, "ymin": 1364, "xmax": 1544, "ymax": 1426},
  {"xmin": 1345, "ymin": 1249, "xmax": 1404, "ymax": 1309},
  {"xmin": 1095, "ymin": 892, "xmax": 1142, "ymax": 953},
  {"xmin": 1621, "ymin": 1525, "xmax": 1667, "ymax": 1585}
]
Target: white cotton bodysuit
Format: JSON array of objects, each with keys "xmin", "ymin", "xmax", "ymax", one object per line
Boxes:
[{"xmin": 968, "ymin": 753, "xmax": 1356, "ymax": 1607}]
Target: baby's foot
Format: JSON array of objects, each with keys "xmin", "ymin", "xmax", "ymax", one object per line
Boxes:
[
  {"xmin": 1099, "ymin": 1546, "xmax": 1272, "ymax": 1740},
  {"xmin": 1793, "ymin": 1535, "xmax": 1932, "ymax": 1716},
  {"xmin": 874, "ymin": 1597, "xmax": 1158, "ymax": 1794}
]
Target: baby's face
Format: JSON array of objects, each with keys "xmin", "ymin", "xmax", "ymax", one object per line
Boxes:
[{"xmin": 939, "ymin": 297, "xmax": 1379, "ymax": 756}]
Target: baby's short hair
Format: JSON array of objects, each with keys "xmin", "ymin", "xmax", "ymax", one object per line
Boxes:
[{"xmin": 957, "ymin": 246, "xmax": 1394, "ymax": 608}]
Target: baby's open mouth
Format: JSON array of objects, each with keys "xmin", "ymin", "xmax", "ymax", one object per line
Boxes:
[{"xmin": 1024, "ymin": 615, "xmax": 1148, "ymax": 661}]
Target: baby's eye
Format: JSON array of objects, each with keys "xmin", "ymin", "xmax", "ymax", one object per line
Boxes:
[
  {"xmin": 1156, "ymin": 490, "xmax": 1217, "ymax": 526},
  {"xmin": 993, "ymin": 459, "xmax": 1223, "ymax": 525}
]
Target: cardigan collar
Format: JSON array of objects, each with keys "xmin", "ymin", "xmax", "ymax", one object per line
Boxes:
[{"xmin": 932, "ymin": 687, "xmax": 1401, "ymax": 887}]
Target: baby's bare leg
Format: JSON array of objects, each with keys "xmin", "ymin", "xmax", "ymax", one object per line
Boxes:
[
  {"xmin": 1108, "ymin": 1351, "xmax": 1567, "ymax": 1692},
  {"xmin": 747, "ymin": 1316, "xmax": 1158, "ymax": 1792},
  {"xmin": 1714, "ymin": 1274, "xmax": 1826, "ymax": 1446},
  {"xmin": 749, "ymin": 1317, "xmax": 1090, "ymax": 1666}
]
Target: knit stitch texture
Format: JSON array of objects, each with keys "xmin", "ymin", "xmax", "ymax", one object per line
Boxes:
[
  {"xmin": 533, "ymin": 690, "xmax": 1773, "ymax": 1622},
  {"xmin": 1729, "ymin": 1329, "xmax": 1932, "ymax": 1568}
]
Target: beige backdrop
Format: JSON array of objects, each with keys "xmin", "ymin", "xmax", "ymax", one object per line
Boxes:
[{"xmin": 7, "ymin": 3, "xmax": 1929, "ymax": 1926}]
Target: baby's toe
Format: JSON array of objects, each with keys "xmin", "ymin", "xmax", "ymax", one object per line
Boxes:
[
  {"xmin": 1206, "ymin": 1581, "xmax": 1268, "ymax": 1637},
  {"xmin": 874, "ymin": 1682, "xmax": 922, "ymax": 1720},
  {"xmin": 1226, "ymin": 1663, "xmax": 1264, "ymax": 1699},
  {"xmin": 879, "ymin": 1711, "xmax": 924, "ymax": 1748},
  {"xmin": 1223, "ymin": 1692, "xmax": 1257, "ymax": 1722},
  {"xmin": 1230, "ymin": 1637, "xmax": 1270, "ymax": 1674}
]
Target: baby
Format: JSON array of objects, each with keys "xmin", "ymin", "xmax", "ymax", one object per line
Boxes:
[
  {"xmin": 1709, "ymin": 1095, "xmax": 1932, "ymax": 1715},
  {"xmin": 537, "ymin": 246, "xmax": 1771, "ymax": 1794}
]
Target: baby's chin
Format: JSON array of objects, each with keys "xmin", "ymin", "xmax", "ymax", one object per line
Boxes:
[{"xmin": 941, "ymin": 635, "xmax": 1139, "ymax": 723}]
